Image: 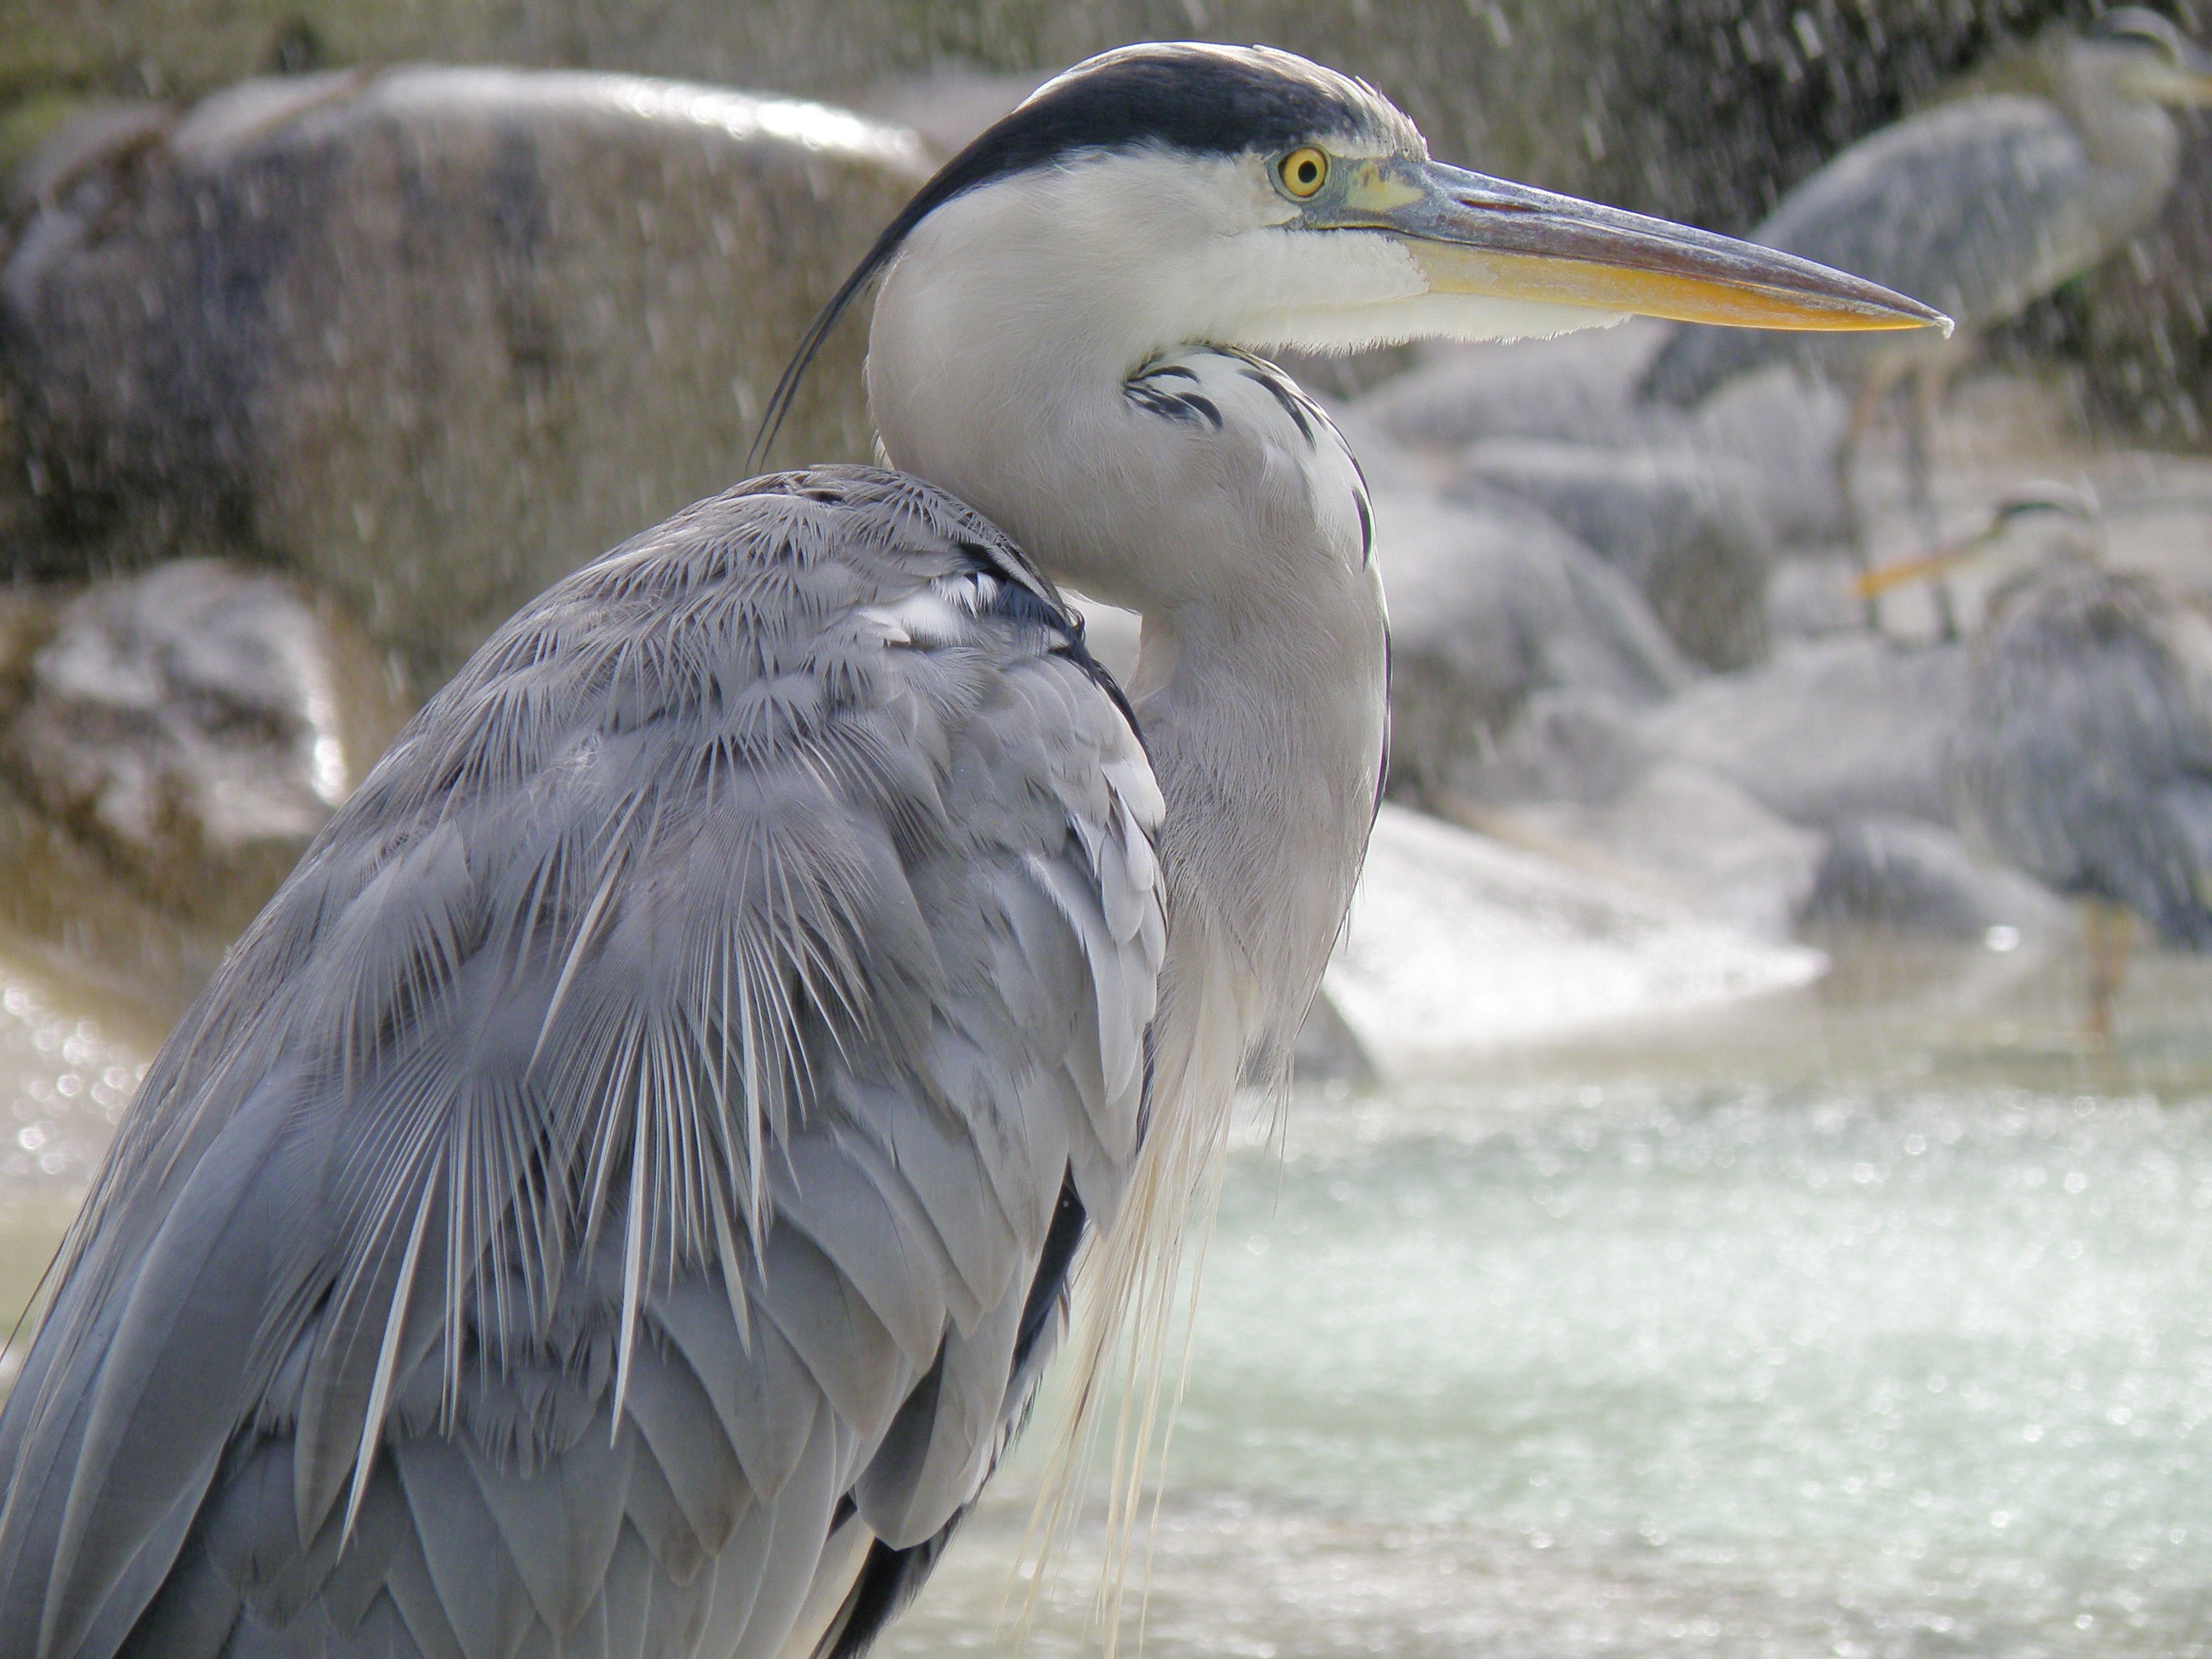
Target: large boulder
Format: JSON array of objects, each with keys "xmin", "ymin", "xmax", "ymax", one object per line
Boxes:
[
  {"xmin": 1, "ymin": 68, "xmax": 928, "ymax": 686},
  {"xmin": 1634, "ymin": 636, "xmax": 1971, "ymax": 831},
  {"xmin": 1473, "ymin": 752, "xmax": 1828, "ymax": 943},
  {"xmin": 0, "ymin": 558, "xmax": 406, "ymax": 1005},
  {"xmin": 1355, "ymin": 324, "xmax": 1666, "ymax": 454},
  {"xmin": 1375, "ymin": 484, "xmax": 1691, "ymax": 800},
  {"xmin": 1357, "ymin": 328, "xmax": 1849, "ymax": 551},
  {"xmin": 1452, "ymin": 689, "xmax": 1826, "ymax": 942},
  {"xmin": 1452, "ymin": 439, "xmax": 1775, "ymax": 671},
  {"xmin": 1687, "ymin": 367, "xmax": 1851, "ymax": 546},
  {"xmin": 1800, "ymin": 813, "xmax": 2068, "ymax": 943},
  {"xmin": 1324, "ymin": 803, "xmax": 1824, "ymax": 1071}
]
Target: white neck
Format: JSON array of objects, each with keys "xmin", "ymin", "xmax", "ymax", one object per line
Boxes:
[
  {"xmin": 2057, "ymin": 50, "xmax": 2182, "ymax": 217},
  {"xmin": 865, "ymin": 156, "xmax": 1393, "ymax": 1069}
]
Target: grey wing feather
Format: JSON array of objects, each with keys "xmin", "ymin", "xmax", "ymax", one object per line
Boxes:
[
  {"xmin": 0, "ymin": 466, "xmax": 1168, "ymax": 1659},
  {"xmin": 1644, "ymin": 97, "xmax": 2117, "ymax": 403}
]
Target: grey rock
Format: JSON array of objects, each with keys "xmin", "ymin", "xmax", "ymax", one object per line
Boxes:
[
  {"xmin": 1356, "ymin": 324, "xmax": 1668, "ymax": 453},
  {"xmin": 1452, "ymin": 439, "xmax": 1775, "ymax": 671},
  {"xmin": 1491, "ymin": 757, "xmax": 1827, "ymax": 943},
  {"xmin": 1635, "ymin": 637, "xmax": 1971, "ymax": 831},
  {"xmin": 1289, "ymin": 990, "xmax": 1378, "ymax": 1088},
  {"xmin": 2, "ymin": 67, "xmax": 928, "ymax": 686},
  {"xmin": 0, "ymin": 559, "xmax": 406, "ymax": 945},
  {"xmin": 1461, "ymin": 687, "xmax": 1659, "ymax": 809},
  {"xmin": 1376, "ymin": 486, "xmax": 1691, "ymax": 800},
  {"xmin": 1687, "ymin": 367, "xmax": 1851, "ymax": 545},
  {"xmin": 1800, "ymin": 813, "xmax": 2068, "ymax": 941},
  {"xmin": 1355, "ymin": 332, "xmax": 1846, "ymax": 550},
  {"xmin": 1766, "ymin": 551, "xmax": 1869, "ymax": 641}
]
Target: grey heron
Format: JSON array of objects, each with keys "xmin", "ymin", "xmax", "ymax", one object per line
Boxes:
[
  {"xmin": 1641, "ymin": 8, "xmax": 2212, "ymax": 608},
  {"xmin": 1858, "ymin": 486, "xmax": 2212, "ymax": 1039},
  {"xmin": 0, "ymin": 44, "xmax": 1940, "ymax": 1659}
]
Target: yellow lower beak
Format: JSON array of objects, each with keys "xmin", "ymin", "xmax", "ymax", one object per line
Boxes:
[
  {"xmin": 1333, "ymin": 159, "xmax": 1951, "ymax": 335},
  {"xmin": 1851, "ymin": 543, "xmax": 1986, "ymax": 600}
]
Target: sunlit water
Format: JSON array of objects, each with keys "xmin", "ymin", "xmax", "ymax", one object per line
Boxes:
[
  {"xmin": 882, "ymin": 940, "xmax": 2212, "ymax": 1658},
  {"xmin": 2, "ymin": 928, "xmax": 2210, "ymax": 1655}
]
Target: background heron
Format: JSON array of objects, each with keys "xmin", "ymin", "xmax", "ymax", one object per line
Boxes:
[
  {"xmin": 1641, "ymin": 8, "xmax": 2212, "ymax": 582},
  {"xmin": 1859, "ymin": 486, "xmax": 2212, "ymax": 1039},
  {"xmin": 0, "ymin": 43, "xmax": 1939, "ymax": 1659}
]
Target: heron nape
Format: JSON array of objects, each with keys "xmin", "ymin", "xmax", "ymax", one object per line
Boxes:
[
  {"xmin": 1642, "ymin": 7, "xmax": 2212, "ymax": 628},
  {"xmin": 0, "ymin": 44, "xmax": 1943, "ymax": 1659},
  {"xmin": 1858, "ymin": 487, "xmax": 2212, "ymax": 1042}
]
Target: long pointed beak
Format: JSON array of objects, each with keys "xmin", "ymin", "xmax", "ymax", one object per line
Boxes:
[
  {"xmin": 1324, "ymin": 158, "xmax": 1951, "ymax": 334},
  {"xmin": 2145, "ymin": 56, "xmax": 2212, "ymax": 105},
  {"xmin": 1851, "ymin": 534, "xmax": 1994, "ymax": 600}
]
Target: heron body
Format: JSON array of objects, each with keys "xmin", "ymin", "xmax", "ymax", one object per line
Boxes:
[
  {"xmin": 1865, "ymin": 491, "xmax": 2212, "ymax": 1034},
  {"xmin": 0, "ymin": 44, "xmax": 1941, "ymax": 1659},
  {"xmin": 1646, "ymin": 10, "xmax": 2209, "ymax": 409},
  {"xmin": 1641, "ymin": 8, "xmax": 2212, "ymax": 573},
  {"xmin": 1643, "ymin": 96, "xmax": 2166, "ymax": 407},
  {"xmin": 1952, "ymin": 537, "xmax": 2212, "ymax": 950}
]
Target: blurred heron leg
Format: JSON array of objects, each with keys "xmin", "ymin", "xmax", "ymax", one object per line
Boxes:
[
  {"xmin": 2083, "ymin": 898, "xmax": 2134, "ymax": 1044},
  {"xmin": 1908, "ymin": 360, "xmax": 1963, "ymax": 642},
  {"xmin": 1842, "ymin": 365, "xmax": 1901, "ymax": 632}
]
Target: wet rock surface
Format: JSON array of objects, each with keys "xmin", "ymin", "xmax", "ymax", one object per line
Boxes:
[
  {"xmin": 1634, "ymin": 637, "xmax": 1971, "ymax": 832},
  {"xmin": 1492, "ymin": 760, "xmax": 1828, "ymax": 944},
  {"xmin": 1452, "ymin": 439, "xmax": 1775, "ymax": 672},
  {"xmin": 1459, "ymin": 700, "xmax": 1829, "ymax": 945},
  {"xmin": 1378, "ymin": 486, "xmax": 1692, "ymax": 801},
  {"xmin": 1325, "ymin": 803, "xmax": 1824, "ymax": 1071},
  {"xmin": 0, "ymin": 559, "xmax": 405, "ymax": 1006},
  {"xmin": 1801, "ymin": 813, "xmax": 2068, "ymax": 942},
  {"xmin": 2, "ymin": 67, "xmax": 927, "ymax": 686}
]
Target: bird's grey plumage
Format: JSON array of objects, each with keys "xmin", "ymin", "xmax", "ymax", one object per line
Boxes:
[
  {"xmin": 0, "ymin": 36, "xmax": 1943, "ymax": 1659},
  {"xmin": 1953, "ymin": 563, "xmax": 2212, "ymax": 948},
  {"xmin": 0, "ymin": 467, "xmax": 1166, "ymax": 1658},
  {"xmin": 1642, "ymin": 15, "xmax": 2196, "ymax": 406}
]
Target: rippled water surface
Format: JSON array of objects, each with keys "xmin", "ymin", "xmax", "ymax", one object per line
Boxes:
[
  {"xmin": 2, "ymin": 931, "xmax": 2210, "ymax": 1655},
  {"xmin": 882, "ymin": 941, "xmax": 2212, "ymax": 1658}
]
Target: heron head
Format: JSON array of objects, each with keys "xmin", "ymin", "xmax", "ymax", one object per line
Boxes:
[
  {"xmin": 2089, "ymin": 8, "xmax": 2212, "ymax": 105},
  {"xmin": 757, "ymin": 44, "xmax": 1945, "ymax": 461}
]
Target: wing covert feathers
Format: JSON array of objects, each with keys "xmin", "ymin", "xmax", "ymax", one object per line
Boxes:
[{"xmin": 0, "ymin": 467, "xmax": 1165, "ymax": 1659}]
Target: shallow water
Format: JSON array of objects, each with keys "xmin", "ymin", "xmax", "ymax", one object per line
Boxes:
[
  {"xmin": 882, "ymin": 937, "xmax": 2212, "ymax": 1658},
  {"xmin": 0, "ymin": 940, "xmax": 162, "ymax": 1376},
  {"xmin": 2, "ymin": 929, "xmax": 2210, "ymax": 1654}
]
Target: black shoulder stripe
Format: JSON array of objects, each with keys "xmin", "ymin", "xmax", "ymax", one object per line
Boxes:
[
  {"xmin": 977, "ymin": 574, "xmax": 1068, "ymax": 633},
  {"xmin": 1125, "ymin": 383, "xmax": 1222, "ymax": 430},
  {"xmin": 1181, "ymin": 393, "xmax": 1224, "ymax": 430},
  {"xmin": 1241, "ymin": 366, "xmax": 1316, "ymax": 444}
]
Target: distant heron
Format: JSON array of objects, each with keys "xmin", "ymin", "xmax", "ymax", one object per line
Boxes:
[
  {"xmin": 0, "ymin": 44, "xmax": 1939, "ymax": 1659},
  {"xmin": 1643, "ymin": 8, "xmax": 2212, "ymax": 598},
  {"xmin": 1858, "ymin": 486, "xmax": 2212, "ymax": 1039}
]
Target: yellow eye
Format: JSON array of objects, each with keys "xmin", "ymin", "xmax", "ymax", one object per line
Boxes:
[{"xmin": 1278, "ymin": 146, "xmax": 1329, "ymax": 199}]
